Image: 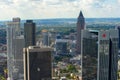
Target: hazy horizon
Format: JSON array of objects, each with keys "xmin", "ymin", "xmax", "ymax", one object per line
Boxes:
[{"xmin": 1, "ymin": 17, "xmax": 120, "ymax": 21}]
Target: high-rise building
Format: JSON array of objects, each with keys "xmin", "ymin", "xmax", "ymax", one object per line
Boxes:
[
  {"xmin": 55, "ymin": 39, "xmax": 68, "ymax": 54},
  {"xmin": 42, "ymin": 29, "xmax": 49, "ymax": 46},
  {"xmin": 116, "ymin": 26, "xmax": 120, "ymax": 55},
  {"xmin": 76, "ymin": 11, "xmax": 85, "ymax": 54},
  {"xmin": 81, "ymin": 30, "xmax": 98, "ymax": 80},
  {"xmin": 7, "ymin": 26, "xmax": 15, "ymax": 80},
  {"xmin": 7, "ymin": 18, "xmax": 21, "ymax": 36},
  {"xmin": 23, "ymin": 46, "xmax": 52, "ymax": 80},
  {"xmin": 7, "ymin": 18, "xmax": 25, "ymax": 80},
  {"xmin": 12, "ymin": 17, "xmax": 21, "ymax": 22},
  {"xmin": 81, "ymin": 29, "xmax": 119, "ymax": 80},
  {"xmin": 13, "ymin": 36, "xmax": 24, "ymax": 80},
  {"xmin": 98, "ymin": 30, "xmax": 119, "ymax": 80},
  {"xmin": 24, "ymin": 20, "xmax": 36, "ymax": 47}
]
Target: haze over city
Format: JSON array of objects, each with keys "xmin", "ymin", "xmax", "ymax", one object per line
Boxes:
[{"xmin": 0, "ymin": 0, "xmax": 120, "ymax": 20}]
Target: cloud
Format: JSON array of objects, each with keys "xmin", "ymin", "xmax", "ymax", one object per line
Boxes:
[
  {"xmin": 0, "ymin": 0, "xmax": 119, "ymax": 20},
  {"xmin": 118, "ymin": 0, "xmax": 120, "ymax": 3}
]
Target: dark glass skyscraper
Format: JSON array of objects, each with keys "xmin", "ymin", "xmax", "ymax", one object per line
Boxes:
[
  {"xmin": 23, "ymin": 46, "xmax": 52, "ymax": 80},
  {"xmin": 81, "ymin": 30, "xmax": 98, "ymax": 80},
  {"xmin": 81, "ymin": 29, "xmax": 118, "ymax": 80},
  {"xmin": 117, "ymin": 26, "xmax": 120, "ymax": 55},
  {"xmin": 76, "ymin": 11, "xmax": 85, "ymax": 54},
  {"xmin": 24, "ymin": 20, "xmax": 36, "ymax": 47}
]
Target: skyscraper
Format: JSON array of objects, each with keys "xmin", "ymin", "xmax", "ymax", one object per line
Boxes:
[
  {"xmin": 7, "ymin": 26, "xmax": 15, "ymax": 80},
  {"xmin": 76, "ymin": 11, "xmax": 85, "ymax": 54},
  {"xmin": 116, "ymin": 26, "xmax": 120, "ymax": 55},
  {"xmin": 42, "ymin": 29, "xmax": 49, "ymax": 46},
  {"xmin": 7, "ymin": 18, "xmax": 24, "ymax": 80},
  {"xmin": 7, "ymin": 18, "xmax": 21, "ymax": 36},
  {"xmin": 12, "ymin": 17, "xmax": 21, "ymax": 22},
  {"xmin": 81, "ymin": 30, "xmax": 98, "ymax": 80},
  {"xmin": 13, "ymin": 36, "xmax": 24, "ymax": 80},
  {"xmin": 23, "ymin": 46, "xmax": 52, "ymax": 80},
  {"xmin": 24, "ymin": 20, "xmax": 36, "ymax": 47},
  {"xmin": 98, "ymin": 30, "xmax": 119, "ymax": 80},
  {"xmin": 81, "ymin": 29, "xmax": 119, "ymax": 80}
]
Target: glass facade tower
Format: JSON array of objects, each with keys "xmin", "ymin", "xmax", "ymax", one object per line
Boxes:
[
  {"xmin": 98, "ymin": 30, "xmax": 119, "ymax": 80},
  {"xmin": 81, "ymin": 29, "xmax": 118, "ymax": 80},
  {"xmin": 81, "ymin": 30, "xmax": 98, "ymax": 80}
]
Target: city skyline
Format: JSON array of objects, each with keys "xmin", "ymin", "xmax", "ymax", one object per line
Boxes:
[
  {"xmin": 3, "ymin": 4, "xmax": 120, "ymax": 79},
  {"xmin": 0, "ymin": 0, "xmax": 120, "ymax": 20}
]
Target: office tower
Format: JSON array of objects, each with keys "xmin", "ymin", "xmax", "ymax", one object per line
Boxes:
[
  {"xmin": 7, "ymin": 18, "xmax": 20, "ymax": 80},
  {"xmin": 13, "ymin": 36, "xmax": 24, "ymax": 80},
  {"xmin": 23, "ymin": 46, "xmax": 52, "ymax": 80},
  {"xmin": 81, "ymin": 30, "xmax": 98, "ymax": 80},
  {"xmin": 7, "ymin": 18, "xmax": 21, "ymax": 36},
  {"xmin": 98, "ymin": 30, "xmax": 119, "ymax": 80},
  {"xmin": 42, "ymin": 29, "xmax": 49, "ymax": 46},
  {"xmin": 7, "ymin": 26, "xmax": 14, "ymax": 80},
  {"xmin": 76, "ymin": 11, "xmax": 85, "ymax": 54},
  {"xmin": 81, "ymin": 29, "xmax": 118, "ymax": 80},
  {"xmin": 7, "ymin": 27, "xmax": 13, "ymax": 80},
  {"xmin": 117, "ymin": 26, "xmax": 120, "ymax": 55},
  {"xmin": 55, "ymin": 39, "xmax": 68, "ymax": 54},
  {"xmin": 24, "ymin": 20, "xmax": 36, "ymax": 47},
  {"xmin": 12, "ymin": 17, "xmax": 21, "ymax": 22},
  {"xmin": 7, "ymin": 18, "xmax": 25, "ymax": 80}
]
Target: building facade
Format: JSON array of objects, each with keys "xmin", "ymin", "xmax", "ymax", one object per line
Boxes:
[
  {"xmin": 7, "ymin": 26, "xmax": 15, "ymax": 80},
  {"xmin": 116, "ymin": 26, "xmax": 120, "ymax": 56},
  {"xmin": 42, "ymin": 29, "xmax": 49, "ymax": 46},
  {"xmin": 24, "ymin": 20, "xmax": 36, "ymax": 47},
  {"xmin": 81, "ymin": 30, "xmax": 98, "ymax": 80},
  {"xmin": 55, "ymin": 39, "xmax": 68, "ymax": 54},
  {"xmin": 98, "ymin": 30, "xmax": 119, "ymax": 80},
  {"xmin": 81, "ymin": 29, "xmax": 119, "ymax": 80},
  {"xmin": 23, "ymin": 46, "xmax": 52, "ymax": 80},
  {"xmin": 7, "ymin": 18, "xmax": 25, "ymax": 80},
  {"xmin": 13, "ymin": 36, "xmax": 24, "ymax": 80}
]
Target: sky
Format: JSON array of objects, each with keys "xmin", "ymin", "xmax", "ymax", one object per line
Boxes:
[{"xmin": 0, "ymin": 0, "xmax": 120, "ymax": 20}]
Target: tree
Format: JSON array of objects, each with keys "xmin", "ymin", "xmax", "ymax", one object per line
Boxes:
[
  {"xmin": 67, "ymin": 64, "xmax": 78, "ymax": 73},
  {"xmin": 0, "ymin": 75, "xmax": 5, "ymax": 80}
]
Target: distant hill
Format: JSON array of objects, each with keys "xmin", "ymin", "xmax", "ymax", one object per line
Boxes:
[
  {"xmin": 24, "ymin": 18, "xmax": 120, "ymax": 25},
  {"xmin": 0, "ymin": 18, "xmax": 120, "ymax": 27}
]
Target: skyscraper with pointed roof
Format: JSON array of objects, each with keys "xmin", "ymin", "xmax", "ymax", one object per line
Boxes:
[{"xmin": 76, "ymin": 11, "xmax": 85, "ymax": 54}]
